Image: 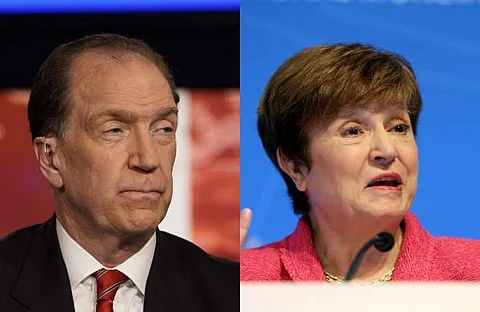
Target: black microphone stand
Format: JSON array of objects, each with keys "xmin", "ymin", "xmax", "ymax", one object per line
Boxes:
[{"xmin": 344, "ymin": 232, "xmax": 395, "ymax": 281}]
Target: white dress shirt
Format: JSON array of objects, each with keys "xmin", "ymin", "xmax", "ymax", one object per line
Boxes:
[{"xmin": 56, "ymin": 220, "xmax": 156, "ymax": 312}]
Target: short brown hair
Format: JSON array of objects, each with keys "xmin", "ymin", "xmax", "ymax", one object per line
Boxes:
[
  {"xmin": 28, "ymin": 33, "xmax": 179, "ymax": 141},
  {"xmin": 257, "ymin": 43, "xmax": 422, "ymax": 215}
]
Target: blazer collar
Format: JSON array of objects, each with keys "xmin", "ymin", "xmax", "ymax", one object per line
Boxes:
[
  {"xmin": 281, "ymin": 217, "xmax": 326, "ymax": 281},
  {"xmin": 392, "ymin": 213, "xmax": 434, "ymax": 281},
  {"xmin": 10, "ymin": 219, "xmax": 209, "ymax": 311},
  {"xmin": 280, "ymin": 212, "xmax": 434, "ymax": 281},
  {"xmin": 11, "ymin": 215, "xmax": 75, "ymax": 312},
  {"xmin": 144, "ymin": 230, "xmax": 205, "ymax": 312}
]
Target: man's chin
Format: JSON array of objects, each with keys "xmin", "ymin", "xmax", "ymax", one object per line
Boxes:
[
  {"xmin": 126, "ymin": 219, "xmax": 158, "ymax": 233},
  {"xmin": 116, "ymin": 223, "xmax": 158, "ymax": 241},
  {"xmin": 108, "ymin": 204, "xmax": 168, "ymax": 235}
]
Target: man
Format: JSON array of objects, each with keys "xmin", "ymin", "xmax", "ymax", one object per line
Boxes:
[{"xmin": 0, "ymin": 34, "xmax": 239, "ymax": 312}]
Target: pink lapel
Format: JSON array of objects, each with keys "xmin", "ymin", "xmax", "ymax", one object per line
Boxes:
[
  {"xmin": 280, "ymin": 217, "xmax": 325, "ymax": 281},
  {"xmin": 392, "ymin": 213, "xmax": 434, "ymax": 281},
  {"xmin": 279, "ymin": 213, "xmax": 434, "ymax": 281}
]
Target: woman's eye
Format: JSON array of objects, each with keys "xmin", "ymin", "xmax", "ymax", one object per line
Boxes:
[
  {"xmin": 342, "ymin": 127, "xmax": 363, "ymax": 137},
  {"xmin": 391, "ymin": 124, "xmax": 410, "ymax": 134}
]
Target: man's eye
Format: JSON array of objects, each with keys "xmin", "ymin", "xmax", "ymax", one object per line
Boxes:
[
  {"xmin": 105, "ymin": 128, "xmax": 123, "ymax": 134},
  {"xmin": 391, "ymin": 124, "xmax": 410, "ymax": 134},
  {"xmin": 152, "ymin": 125, "xmax": 174, "ymax": 135},
  {"xmin": 342, "ymin": 127, "xmax": 363, "ymax": 137},
  {"xmin": 161, "ymin": 127, "xmax": 173, "ymax": 134}
]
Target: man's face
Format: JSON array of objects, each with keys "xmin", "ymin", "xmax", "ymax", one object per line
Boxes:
[{"xmin": 55, "ymin": 52, "xmax": 177, "ymax": 237}]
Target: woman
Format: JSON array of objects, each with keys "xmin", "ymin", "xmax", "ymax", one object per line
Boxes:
[{"xmin": 240, "ymin": 43, "xmax": 480, "ymax": 283}]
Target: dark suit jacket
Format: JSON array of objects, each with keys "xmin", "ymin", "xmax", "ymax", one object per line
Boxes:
[{"xmin": 0, "ymin": 217, "xmax": 239, "ymax": 311}]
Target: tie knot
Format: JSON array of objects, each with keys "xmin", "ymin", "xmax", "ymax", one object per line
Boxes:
[{"xmin": 91, "ymin": 269, "xmax": 129, "ymax": 301}]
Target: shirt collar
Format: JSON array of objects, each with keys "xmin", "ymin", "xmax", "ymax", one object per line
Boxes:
[
  {"xmin": 56, "ymin": 219, "xmax": 156, "ymax": 295},
  {"xmin": 115, "ymin": 230, "xmax": 156, "ymax": 294}
]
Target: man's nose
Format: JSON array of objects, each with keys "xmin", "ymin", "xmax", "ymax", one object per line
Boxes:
[{"xmin": 128, "ymin": 131, "xmax": 161, "ymax": 173}]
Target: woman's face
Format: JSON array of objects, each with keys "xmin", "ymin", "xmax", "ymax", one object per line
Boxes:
[{"xmin": 290, "ymin": 107, "xmax": 418, "ymax": 224}]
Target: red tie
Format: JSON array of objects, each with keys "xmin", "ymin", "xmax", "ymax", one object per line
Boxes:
[{"xmin": 91, "ymin": 269, "xmax": 129, "ymax": 312}]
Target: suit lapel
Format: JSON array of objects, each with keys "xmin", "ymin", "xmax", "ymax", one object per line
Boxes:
[
  {"xmin": 144, "ymin": 230, "xmax": 204, "ymax": 312},
  {"xmin": 11, "ymin": 216, "xmax": 75, "ymax": 312}
]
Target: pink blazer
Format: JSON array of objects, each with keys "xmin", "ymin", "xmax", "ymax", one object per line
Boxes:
[{"xmin": 241, "ymin": 213, "xmax": 480, "ymax": 281}]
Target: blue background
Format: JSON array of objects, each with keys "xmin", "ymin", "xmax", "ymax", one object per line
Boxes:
[
  {"xmin": 0, "ymin": 0, "xmax": 238, "ymax": 13},
  {"xmin": 241, "ymin": 1, "xmax": 480, "ymax": 247}
]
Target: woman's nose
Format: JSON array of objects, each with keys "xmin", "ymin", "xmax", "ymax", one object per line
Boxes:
[{"xmin": 369, "ymin": 130, "xmax": 398, "ymax": 167}]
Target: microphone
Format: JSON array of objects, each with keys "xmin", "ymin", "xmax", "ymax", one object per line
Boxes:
[{"xmin": 344, "ymin": 232, "xmax": 395, "ymax": 281}]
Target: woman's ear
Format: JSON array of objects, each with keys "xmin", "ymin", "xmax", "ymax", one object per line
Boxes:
[
  {"xmin": 276, "ymin": 148, "xmax": 308, "ymax": 192},
  {"xmin": 33, "ymin": 136, "xmax": 64, "ymax": 189}
]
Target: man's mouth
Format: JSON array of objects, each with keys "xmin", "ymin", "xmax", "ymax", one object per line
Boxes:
[{"xmin": 119, "ymin": 189, "xmax": 163, "ymax": 200}]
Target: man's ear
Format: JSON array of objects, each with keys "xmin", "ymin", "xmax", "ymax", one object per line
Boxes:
[
  {"xmin": 276, "ymin": 148, "xmax": 308, "ymax": 192},
  {"xmin": 33, "ymin": 136, "xmax": 64, "ymax": 189}
]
